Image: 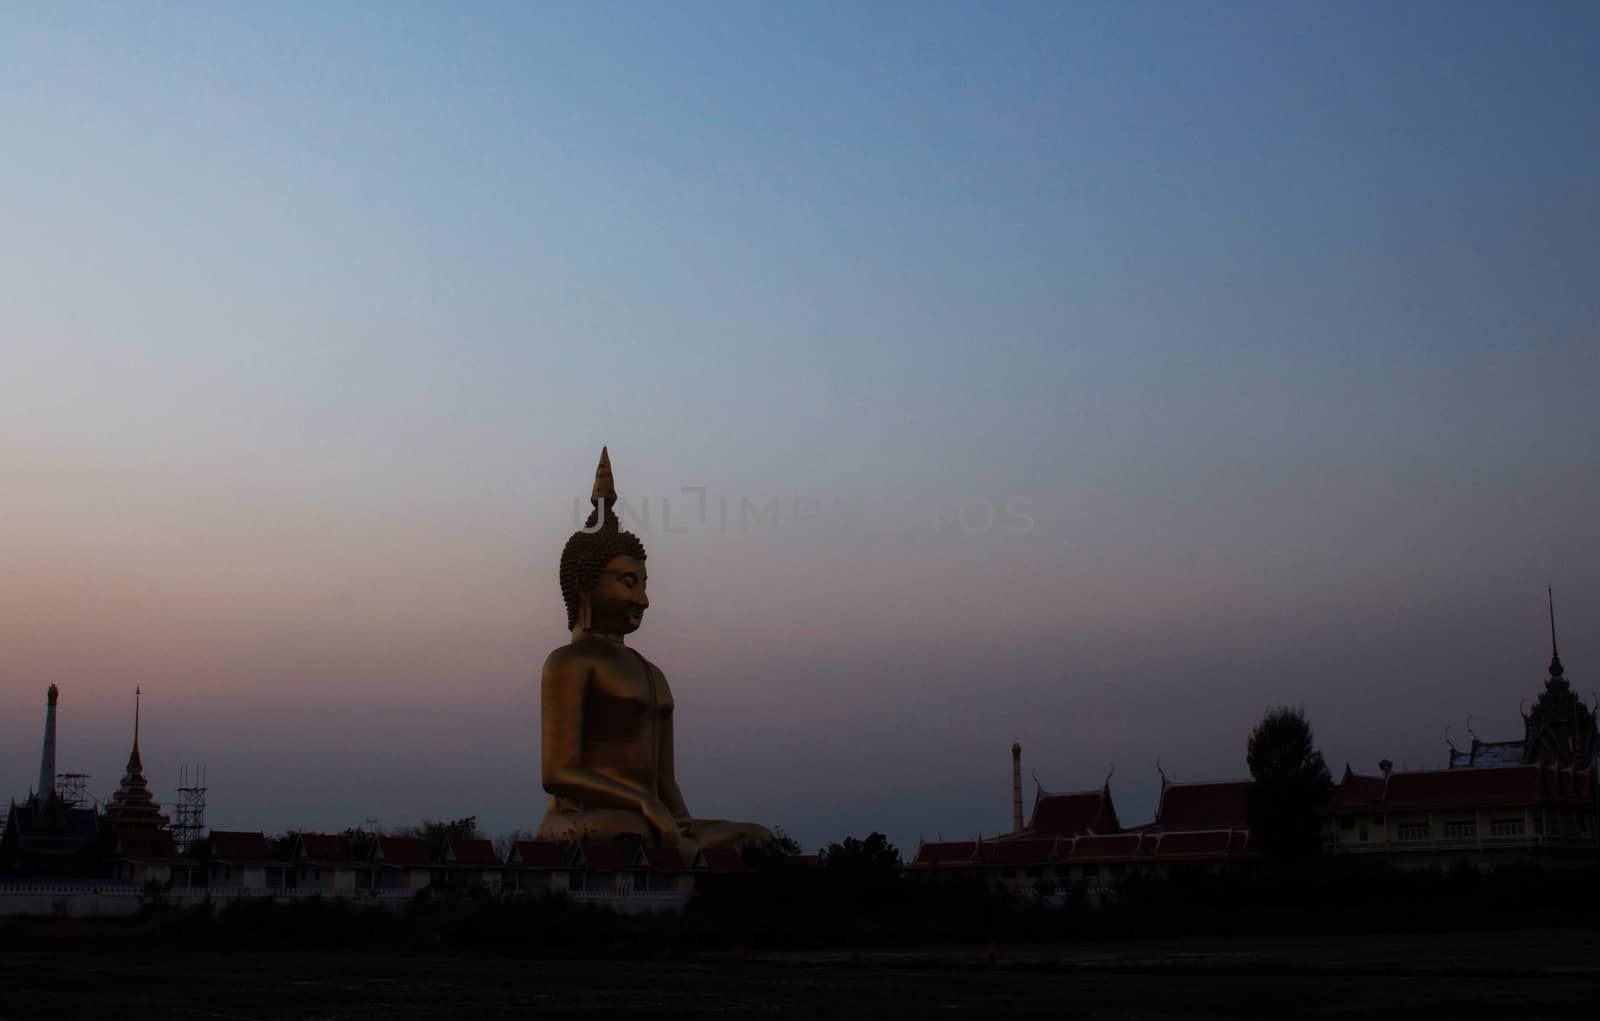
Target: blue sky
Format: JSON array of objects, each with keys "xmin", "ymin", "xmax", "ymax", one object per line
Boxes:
[{"xmin": 2, "ymin": 3, "xmax": 1597, "ymax": 852}]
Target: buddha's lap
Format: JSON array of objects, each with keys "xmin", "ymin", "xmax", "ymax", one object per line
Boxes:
[
  {"xmin": 536, "ymin": 808, "xmax": 770, "ymax": 848},
  {"xmin": 536, "ymin": 807, "xmax": 648, "ymax": 840}
]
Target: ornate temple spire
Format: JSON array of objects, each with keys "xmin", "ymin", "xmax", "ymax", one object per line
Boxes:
[
  {"xmin": 591, "ymin": 446, "xmax": 616, "ymax": 508},
  {"xmin": 1520, "ymin": 587, "xmax": 1594, "ymax": 766},
  {"xmin": 127, "ymin": 686, "xmax": 145, "ymax": 772},
  {"xmin": 104, "ymin": 687, "xmax": 166, "ymax": 829},
  {"xmin": 1547, "ymin": 585, "xmax": 1565, "ymax": 682}
]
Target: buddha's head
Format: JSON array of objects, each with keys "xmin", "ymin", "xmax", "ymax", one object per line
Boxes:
[{"xmin": 560, "ymin": 447, "xmax": 648, "ymax": 636}]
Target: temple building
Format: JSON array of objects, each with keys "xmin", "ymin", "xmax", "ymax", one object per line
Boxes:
[
  {"xmin": 911, "ymin": 771, "xmax": 1257, "ymax": 900},
  {"xmin": 2, "ymin": 685, "xmax": 101, "ymax": 877},
  {"xmin": 1448, "ymin": 592, "xmax": 1596, "ymax": 769},
  {"xmin": 101, "ymin": 688, "xmax": 169, "ymax": 830},
  {"xmin": 1321, "ymin": 593, "xmax": 1599, "ymax": 867}
]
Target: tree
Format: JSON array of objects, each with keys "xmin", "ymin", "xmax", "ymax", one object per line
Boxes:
[
  {"xmin": 1246, "ymin": 706, "xmax": 1333, "ymax": 861},
  {"xmin": 394, "ymin": 816, "xmax": 482, "ymax": 860},
  {"xmin": 739, "ymin": 826, "xmax": 803, "ymax": 870},
  {"xmin": 822, "ymin": 832, "xmax": 900, "ymax": 875}
]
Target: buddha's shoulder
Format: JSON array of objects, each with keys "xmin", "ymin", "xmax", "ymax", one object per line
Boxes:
[{"xmin": 542, "ymin": 638, "xmax": 639, "ymax": 675}]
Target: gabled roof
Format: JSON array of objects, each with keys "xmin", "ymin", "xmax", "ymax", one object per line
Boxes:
[
  {"xmin": 697, "ymin": 848, "xmax": 742, "ymax": 873},
  {"xmin": 1382, "ymin": 765, "xmax": 1568, "ymax": 810},
  {"xmin": 1067, "ymin": 834, "xmax": 1144, "ymax": 864},
  {"xmin": 1152, "ymin": 830, "xmax": 1236, "ymax": 860},
  {"xmin": 209, "ymin": 830, "xmax": 269, "ymax": 863},
  {"xmin": 648, "ymin": 847, "xmax": 689, "ymax": 872},
  {"xmin": 295, "ymin": 833, "xmax": 356, "ymax": 863},
  {"xmin": 373, "ymin": 835, "xmax": 430, "ymax": 865},
  {"xmin": 1324, "ymin": 763, "xmax": 1594, "ymax": 814},
  {"xmin": 980, "ymin": 837, "xmax": 1062, "ymax": 866},
  {"xmin": 579, "ymin": 841, "xmax": 648, "ymax": 871},
  {"xmin": 1154, "ymin": 780, "xmax": 1252, "ymax": 831},
  {"xmin": 910, "ymin": 840, "xmax": 979, "ymax": 867},
  {"xmin": 1328, "ymin": 765, "xmax": 1387, "ymax": 809},
  {"xmin": 1023, "ymin": 785, "xmax": 1120, "ymax": 837},
  {"xmin": 4, "ymin": 802, "xmax": 99, "ymax": 854},
  {"xmin": 447, "ymin": 838, "xmax": 499, "ymax": 866},
  {"xmin": 1449, "ymin": 738, "xmax": 1524, "ymax": 769},
  {"xmin": 114, "ymin": 827, "xmax": 179, "ymax": 861},
  {"xmin": 507, "ymin": 840, "xmax": 565, "ymax": 867}
]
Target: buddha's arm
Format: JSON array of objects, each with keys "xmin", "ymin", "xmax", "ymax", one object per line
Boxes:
[
  {"xmin": 657, "ymin": 708, "xmax": 692, "ymax": 822},
  {"xmin": 541, "ymin": 652, "xmax": 681, "ymax": 837}
]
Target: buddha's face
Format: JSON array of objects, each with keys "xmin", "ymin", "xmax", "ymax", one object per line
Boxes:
[{"xmin": 583, "ymin": 555, "xmax": 649, "ymax": 635}]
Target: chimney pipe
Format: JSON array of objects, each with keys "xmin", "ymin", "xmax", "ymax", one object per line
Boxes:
[
  {"xmin": 37, "ymin": 685, "xmax": 59, "ymax": 803},
  {"xmin": 1011, "ymin": 742, "xmax": 1024, "ymax": 833}
]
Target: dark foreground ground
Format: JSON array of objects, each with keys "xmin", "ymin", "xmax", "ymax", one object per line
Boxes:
[{"xmin": 2, "ymin": 931, "xmax": 1597, "ymax": 1019}]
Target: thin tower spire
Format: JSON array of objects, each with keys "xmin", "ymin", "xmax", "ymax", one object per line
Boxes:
[
  {"xmin": 127, "ymin": 686, "xmax": 144, "ymax": 771},
  {"xmin": 1548, "ymin": 586, "xmax": 1565, "ymax": 680},
  {"xmin": 36, "ymin": 684, "xmax": 59, "ymax": 804}
]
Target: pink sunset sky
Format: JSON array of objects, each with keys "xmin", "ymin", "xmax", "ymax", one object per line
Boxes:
[{"xmin": 4, "ymin": 5, "xmax": 1597, "ymax": 853}]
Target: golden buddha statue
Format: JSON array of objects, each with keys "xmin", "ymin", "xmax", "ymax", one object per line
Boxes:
[{"xmin": 537, "ymin": 448, "xmax": 774, "ymax": 854}]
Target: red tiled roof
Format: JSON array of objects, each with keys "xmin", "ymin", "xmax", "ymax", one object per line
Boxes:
[
  {"xmin": 509, "ymin": 840, "xmax": 565, "ymax": 867},
  {"xmin": 910, "ymin": 840, "xmax": 978, "ymax": 867},
  {"xmin": 115, "ymin": 828, "xmax": 179, "ymax": 860},
  {"xmin": 297, "ymin": 833, "xmax": 356, "ymax": 862},
  {"xmin": 1153, "ymin": 830, "xmax": 1236, "ymax": 860},
  {"xmin": 1026, "ymin": 787, "xmax": 1119, "ymax": 836},
  {"xmin": 649, "ymin": 847, "xmax": 688, "ymax": 871},
  {"xmin": 1544, "ymin": 767, "xmax": 1593, "ymax": 800},
  {"xmin": 1324, "ymin": 764, "xmax": 1597, "ymax": 816},
  {"xmin": 1068, "ymin": 834, "xmax": 1143, "ymax": 863},
  {"xmin": 582, "ymin": 843, "xmax": 638, "ymax": 871},
  {"xmin": 1379, "ymin": 766, "xmax": 1548, "ymax": 810},
  {"xmin": 1155, "ymin": 781, "xmax": 1251, "ymax": 830},
  {"xmin": 209, "ymin": 830, "xmax": 269, "ymax": 863},
  {"xmin": 375, "ymin": 835, "xmax": 430, "ymax": 865},
  {"xmin": 698, "ymin": 848, "xmax": 743, "ymax": 873},
  {"xmin": 1327, "ymin": 770, "xmax": 1387, "ymax": 810},
  {"xmin": 449, "ymin": 838, "xmax": 499, "ymax": 866},
  {"xmin": 981, "ymin": 837, "xmax": 1061, "ymax": 866}
]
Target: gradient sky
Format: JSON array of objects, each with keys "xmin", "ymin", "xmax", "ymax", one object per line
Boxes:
[{"xmin": 3, "ymin": 3, "xmax": 1598, "ymax": 854}]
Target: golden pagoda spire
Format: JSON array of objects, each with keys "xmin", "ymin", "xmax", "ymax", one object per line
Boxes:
[
  {"xmin": 105, "ymin": 686, "xmax": 166, "ymax": 829},
  {"xmin": 591, "ymin": 446, "xmax": 617, "ymax": 508}
]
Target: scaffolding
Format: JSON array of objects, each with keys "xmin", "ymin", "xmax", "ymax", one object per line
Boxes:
[
  {"xmin": 56, "ymin": 772, "xmax": 91, "ymax": 809},
  {"xmin": 172, "ymin": 764, "xmax": 208, "ymax": 854}
]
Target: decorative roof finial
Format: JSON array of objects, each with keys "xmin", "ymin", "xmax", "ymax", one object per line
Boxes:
[
  {"xmin": 1547, "ymin": 585, "xmax": 1565, "ymax": 681},
  {"xmin": 592, "ymin": 446, "xmax": 616, "ymax": 508}
]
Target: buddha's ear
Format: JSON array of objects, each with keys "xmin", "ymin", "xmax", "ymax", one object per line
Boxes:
[{"xmin": 576, "ymin": 590, "xmax": 593, "ymax": 632}]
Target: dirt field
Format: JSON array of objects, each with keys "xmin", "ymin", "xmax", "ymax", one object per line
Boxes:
[{"xmin": 3, "ymin": 931, "xmax": 1596, "ymax": 1019}]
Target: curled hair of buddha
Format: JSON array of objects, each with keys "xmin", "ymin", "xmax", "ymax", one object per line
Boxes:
[{"xmin": 560, "ymin": 447, "xmax": 646, "ymax": 629}]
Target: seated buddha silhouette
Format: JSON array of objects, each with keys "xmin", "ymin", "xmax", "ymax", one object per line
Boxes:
[{"xmin": 537, "ymin": 448, "xmax": 774, "ymax": 854}]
